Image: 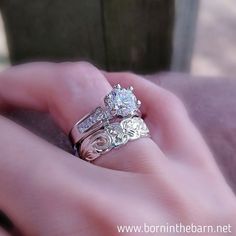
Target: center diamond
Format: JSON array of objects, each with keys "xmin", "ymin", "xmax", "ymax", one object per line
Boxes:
[{"xmin": 104, "ymin": 85, "xmax": 139, "ymax": 117}]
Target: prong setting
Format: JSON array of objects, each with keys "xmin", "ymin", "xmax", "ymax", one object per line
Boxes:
[
  {"xmin": 114, "ymin": 84, "xmax": 121, "ymax": 89},
  {"xmin": 128, "ymin": 86, "xmax": 134, "ymax": 91},
  {"xmin": 104, "ymin": 84, "xmax": 141, "ymax": 117},
  {"xmin": 137, "ymin": 100, "xmax": 141, "ymax": 107}
]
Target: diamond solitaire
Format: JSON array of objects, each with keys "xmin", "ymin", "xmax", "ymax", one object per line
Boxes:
[
  {"xmin": 104, "ymin": 84, "xmax": 141, "ymax": 117},
  {"xmin": 69, "ymin": 84, "xmax": 142, "ymax": 146}
]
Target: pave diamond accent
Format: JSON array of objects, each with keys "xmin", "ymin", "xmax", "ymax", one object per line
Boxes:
[
  {"xmin": 78, "ymin": 107, "xmax": 104, "ymax": 133},
  {"xmin": 104, "ymin": 85, "xmax": 138, "ymax": 117},
  {"xmin": 76, "ymin": 85, "xmax": 140, "ymax": 136}
]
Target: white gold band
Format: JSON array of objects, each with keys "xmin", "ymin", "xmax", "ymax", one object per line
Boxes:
[{"xmin": 77, "ymin": 117, "xmax": 150, "ymax": 162}]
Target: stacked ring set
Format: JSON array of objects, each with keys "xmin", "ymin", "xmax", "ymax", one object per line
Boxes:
[{"xmin": 69, "ymin": 84, "xmax": 150, "ymax": 162}]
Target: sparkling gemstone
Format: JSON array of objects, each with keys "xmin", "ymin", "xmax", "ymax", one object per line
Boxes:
[
  {"xmin": 121, "ymin": 117, "xmax": 149, "ymax": 140},
  {"xmin": 78, "ymin": 119, "xmax": 90, "ymax": 133},
  {"xmin": 93, "ymin": 107, "xmax": 104, "ymax": 121},
  {"xmin": 104, "ymin": 87, "xmax": 138, "ymax": 117},
  {"xmin": 78, "ymin": 107, "xmax": 104, "ymax": 133},
  {"xmin": 105, "ymin": 123, "xmax": 128, "ymax": 147}
]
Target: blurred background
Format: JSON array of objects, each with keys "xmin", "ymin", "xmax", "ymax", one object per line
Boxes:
[
  {"xmin": 191, "ymin": 0, "xmax": 236, "ymax": 78},
  {"xmin": 0, "ymin": 0, "xmax": 235, "ymax": 77}
]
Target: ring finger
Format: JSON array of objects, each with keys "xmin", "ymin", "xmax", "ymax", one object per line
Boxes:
[{"xmin": 0, "ymin": 62, "xmax": 165, "ymax": 173}]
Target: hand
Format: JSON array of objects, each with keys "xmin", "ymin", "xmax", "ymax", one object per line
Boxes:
[{"xmin": 0, "ymin": 62, "xmax": 235, "ymax": 235}]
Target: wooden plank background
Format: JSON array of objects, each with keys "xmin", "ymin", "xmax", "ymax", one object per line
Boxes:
[
  {"xmin": 102, "ymin": 0, "xmax": 174, "ymax": 73},
  {"xmin": 0, "ymin": 0, "xmax": 175, "ymax": 74},
  {"xmin": 1, "ymin": 0, "xmax": 107, "ymax": 67}
]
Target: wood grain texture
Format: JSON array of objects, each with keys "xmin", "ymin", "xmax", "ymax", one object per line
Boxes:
[
  {"xmin": 0, "ymin": 0, "xmax": 106, "ymax": 67},
  {"xmin": 102, "ymin": 0, "xmax": 174, "ymax": 73},
  {"xmin": 0, "ymin": 0, "xmax": 175, "ymax": 73}
]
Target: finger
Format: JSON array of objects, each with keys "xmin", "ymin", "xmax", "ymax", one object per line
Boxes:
[
  {"xmin": 0, "ymin": 115, "xmax": 72, "ymax": 235},
  {"xmin": 0, "ymin": 116, "xmax": 168, "ymax": 236},
  {"xmin": 103, "ymin": 72, "xmax": 215, "ymax": 166},
  {"xmin": 0, "ymin": 115, "xmax": 122, "ymax": 235},
  {"xmin": 0, "ymin": 63, "xmax": 165, "ymax": 172},
  {"xmin": 0, "ymin": 62, "xmax": 110, "ymax": 134}
]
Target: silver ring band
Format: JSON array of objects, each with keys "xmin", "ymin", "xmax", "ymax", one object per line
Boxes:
[{"xmin": 77, "ymin": 117, "xmax": 150, "ymax": 162}]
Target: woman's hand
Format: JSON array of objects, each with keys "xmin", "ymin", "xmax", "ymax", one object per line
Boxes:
[{"xmin": 0, "ymin": 62, "xmax": 235, "ymax": 235}]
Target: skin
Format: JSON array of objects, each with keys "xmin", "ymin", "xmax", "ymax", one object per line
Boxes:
[
  {"xmin": 0, "ymin": 62, "xmax": 235, "ymax": 235},
  {"xmin": 4, "ymin": 72, "xmax": 236, "ymax": 193}
]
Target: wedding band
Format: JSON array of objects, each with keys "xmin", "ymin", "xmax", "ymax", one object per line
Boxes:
[
  {"xmin": 69, "ymin": 84, "xmax": 141, "ymax": 145},
  {"xmin": 77, "ymin": 117, "xmax": 150, "ymax": 162}
]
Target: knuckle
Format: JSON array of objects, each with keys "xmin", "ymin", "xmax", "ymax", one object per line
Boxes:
[
  {"xmin": 53, "ymin": 62, "xmax": 78, "ymax": 86},
  {"xmin": 121, "ymin": 71, "xmax": 141, "ymax": 81},
  {"xmin": 75, "ymin": 61, "xmax": 95, "ymax": 69},
  {"xmin": 52, "ymin": 61, "xmax": 102, "ymax": 95},
  {"xmin": 55, "ymin": 61, "xmax": 95, "ymax": 83},
  {"xmin": 122, "ymin": 71, "xmax": 135, "ymax": 78}
]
